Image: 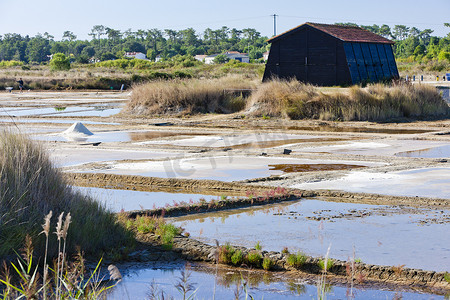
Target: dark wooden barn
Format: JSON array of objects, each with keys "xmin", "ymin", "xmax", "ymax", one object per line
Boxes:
[{"xmin": 263, "ymin": 22, "xmax": 399, "ymax": 86}]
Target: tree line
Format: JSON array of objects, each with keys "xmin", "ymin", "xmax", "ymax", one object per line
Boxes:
[
  {"xmin": 0, "ymin": 23, "xmax": 449, "ymax": 64},
  {"xmin": 337, "ymin": 23, "xmax": 450, "ymax": 61},
  {"xmin": 0, "ymin": 26, "xmax": 268, "ymax": 64}
]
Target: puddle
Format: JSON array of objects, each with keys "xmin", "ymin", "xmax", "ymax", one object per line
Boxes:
[
  {"xmin": 293, "ymin": 168, "xmax": 450, "ymax": 199},
  {"xmin": 284, "ymin": 126, "xmax": 433, "ymax": 134},
  {"xmin": 269, "ymin": 164, "xmax": 366, "ymax": 173},
  {"xmin": 172, "ymin": 199, "xmax": 450, "ymax": 271},
  {"xmin": 78, "ymin": 156, "xmax": 383, "ymax": 181},
  {"xmin": 74, "ymin": 186, "xmax": 223, "ymax": 212},
  {"xmin": 107, "ymin": 261, "xmax": 442, "ymax": 300},
  {"xmin": 395, "ymin": 145, "xmax": 450, "ymax": 158}
]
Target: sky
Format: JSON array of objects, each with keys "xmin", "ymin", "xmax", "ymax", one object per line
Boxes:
[{"xmin": 0, "ymin": 0, "xmax": 449, "ymax": 40}]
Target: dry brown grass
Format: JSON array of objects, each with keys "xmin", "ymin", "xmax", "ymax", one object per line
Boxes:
[
  {"xmin": 247, "ymin": 79, "xmax": 449, "ymax": 121},
  {"xmin": 0, "ymin": 129, "xmax": 132, "ymax": 258},
  {"xmin": 125, "ymin": 75, "xmax": 257, "ymax": 115}
]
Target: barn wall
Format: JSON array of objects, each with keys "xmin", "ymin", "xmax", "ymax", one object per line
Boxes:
[{"xmin": 263, "ymin": 25, "xmax": 352, "ymax": 86}]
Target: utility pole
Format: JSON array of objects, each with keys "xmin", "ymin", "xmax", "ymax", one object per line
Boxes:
[{"xmin": 271, "ymin": 14, "xmax": 278, "ymax": 36}]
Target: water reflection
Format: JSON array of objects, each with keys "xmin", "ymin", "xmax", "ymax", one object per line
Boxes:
[{"xmin": 107, "ymin": 261, "xmax": 444, "ymax": 299}]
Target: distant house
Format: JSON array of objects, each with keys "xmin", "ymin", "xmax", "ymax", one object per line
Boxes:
[
  {"xmin": 124, "ymin": 52, "xmax": 147, "ymax": 60},
  {"xmin": 204, "ymin": 54, "xmax": 218, "ymax": 64},
  {"xmin": 204, "ymin": 51, "xmax": 249, "ymax": 64},
  {"xmin": 263, "ymin": 51, "xmax": 269, "ymax": 61},
  {"xmin": 155, "ymin": 55, "xmax": 163, "ymax": 62},
  {"xmin": 263, "ymin": 22, "xmax": 399, "ymax": 85},
  {"xmin": 194, "ymin": 55, "xmax": 208, "ymax": 62}
]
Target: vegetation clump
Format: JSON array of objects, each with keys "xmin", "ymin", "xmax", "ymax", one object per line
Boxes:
[
  {"xmin": 245, "ymin": 251, "xmax": 262, "ymax": 268},
  {"xmin": 0, "ymin": 129, "xmax": 132, "ymax": 258},
  {"xmin": 262, "ymin": 258, "xmax": 274, "ymax": 271},
  {"xmin": 121, "ymin": 215, "xmax": 181, "ymax": 250},
  {"xmin": 248, "ymin": 79, "xmax": 449, "ymax": 121},
  {"xmin": 126, "ymin": 76, "xmax": 256, "ymax": 115},
  {"xmin": 286, "ymin": 252, "xmax": 307, "ymax": 268},
  {"xmin": 318, "ymin": 258, "xmax": 334, "ymax": 271}
]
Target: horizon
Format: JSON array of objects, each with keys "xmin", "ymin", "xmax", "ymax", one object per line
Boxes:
[{"xmin": 1, "ymin": 0, "xmax": 449, "ymax": 41}]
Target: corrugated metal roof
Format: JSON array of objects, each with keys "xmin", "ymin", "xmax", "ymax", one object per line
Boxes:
[{"xmin": 267, "ymin": 22, "xmax": 395, "ymax": 44}]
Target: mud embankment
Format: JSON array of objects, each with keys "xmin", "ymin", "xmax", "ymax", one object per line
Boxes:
[
  {"xmin": 65, "ymin": 172, "xmax": 450, "ymax": 209},
  {"xmin": 135, "ymin": 233, "xmax": 449, "ymax": 295}
]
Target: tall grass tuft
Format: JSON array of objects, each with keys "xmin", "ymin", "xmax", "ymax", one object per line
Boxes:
[
  {"xmin": 0, "ymin": 129, "xmax": 132, "ymax": 258},
  {"xmin": 125, "ymin": 75, "xmax": 256, "ymax": 115},
  {"xmin": 248, "ymin": 79, "xmax": 449, "ymax": 121}
]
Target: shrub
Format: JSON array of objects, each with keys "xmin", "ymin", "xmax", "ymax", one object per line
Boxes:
[
  {"xmin": 246, "ymin": 251, "xmax": 262, "ymax": 268},
  {"xmin": 318, "ymin": 259, "xmax": 334, "ymax": 271},
  {"xmin": 218, "ymin": 243, "xmax": 235, "ymax": 264},
  {"xmin": 0, "ymin": 60, "xmax": 23, "ymax": 68},
  {"xmin": 255, "ymin": 241, "xmax": 262, "ymax": 251},
  {"xmin": 50, "ymin": 53, "xmax": 70, "ymax": 71},
  {"xmin": 0, "ymin": 129, "xmax": 132, "ymax": 258},
  {"xmin": 262, "ymin": 258, "xmax": 274, "ymax": 270},
  {"xmin": 287, "ymin": 252, "xmax": 307, "ymax": 268},
  {"xmin": 231, "ymin": 250, "xmax": 244, "ymax": 266}
]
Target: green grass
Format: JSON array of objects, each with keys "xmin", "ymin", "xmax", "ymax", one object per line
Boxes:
[
  {"xmin": 262, "ymin": 258, "xmax": 274, "ymax": 271},
  {"xmin": 0, "ymin": 129, "xmax": 132, "ymax": 258},
  {"xmin": 318, "ymin": 258, "xmax": 334, "ymax": 271},
  {"xmin": 231, "ymin": 250, "xmax": 244, "ymax": 266},
  {"xmin": 286, "ymin": 252, "xmax": 307, "ymax": 268}
]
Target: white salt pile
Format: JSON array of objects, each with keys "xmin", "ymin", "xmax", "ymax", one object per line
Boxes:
[{"xmin": 62, "ymin": 122, "xmax": 94, "ymax": 136}]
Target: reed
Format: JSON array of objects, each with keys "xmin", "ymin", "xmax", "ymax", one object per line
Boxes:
[
  {"xmin": 125, "ymin": 75, "xmax": 256, "ymax": 115},
  {"xmin": 247, "ymin": 79, "xmax": 449, "ymax": 121},
  {"xmin": 0, "ymin": 129, "xmax": 132, "ymax": 258}
]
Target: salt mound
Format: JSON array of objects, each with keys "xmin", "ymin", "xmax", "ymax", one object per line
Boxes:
[{"xmin": 62, "ymin": 122, "xmax": 94, "ymax": 136}]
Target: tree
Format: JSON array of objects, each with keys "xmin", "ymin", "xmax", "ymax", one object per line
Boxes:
[
  {"xmin": 89, "ymin": 25, "xmax": 106, "ymax": 40},
  {"xmin": 213, "ymin": 54, "xmax": 229, "ymax": 64},
  {"xmin": 105, "ymin": 28, "xmax": 122, "ymax": 41},
  {"xmin": 62, "ymin": 31, "xmax": 77, "ymax": 42},
  {"xmin": 50, "ymin": 53, "xmax": 70, "ymax": 70},
  {"xmin": 393, "ymin": 25, "xmax": 410, "ymax": 40},
  {"xmin": 413, "ymin": 44, "xmax": 426, "ymax": 57}
]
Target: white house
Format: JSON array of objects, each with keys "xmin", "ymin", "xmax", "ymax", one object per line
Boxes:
[
  {"xmin": 194, "ymin": 55, "xmax": 208, "ymax": 62},
  {"xmin": 224, "ymin": 51, "xmax": 249, "ymax": 63},
  {"xmin": 155, "ymin": 55, "xmax": 163, "ymax": 62},
  {"xmin": 204, "ymin": 52, "xmax": 249, "ymax": 64},
  {"xmin": 263, "ymin": 51, "xmax": 269, "ymax": 61},
  {"xmin": 124, "ymin": 52, "xmax": 147, "ymax": 60}
]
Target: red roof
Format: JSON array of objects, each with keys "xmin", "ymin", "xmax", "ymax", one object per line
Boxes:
[{"xmin": 267, "ymin": 22, "xmax": 394, "ymax": 44}]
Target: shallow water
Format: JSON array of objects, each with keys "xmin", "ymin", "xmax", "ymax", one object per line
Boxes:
[
  {"xmin": 107, "ymin": 261, "xmax": 444, "ymax": 300},
  {"xmin": 294, "ymin": 168, "xmax": 450, "ymax": 199},
  {"xmin": 38, "ymin": 130, "xmax": 211, "ymax": 143},
  {"xmin": 90, "ymin": 156, "xmax": 383, "ymax": 181},
  {"xmin": 75, "ymin": 186, "xmax": 222, "ymax": 212},
  {"xmin": 172, "ymin": 199, "xmax": 450, "ymax": 271},
  {"xmin": 0, "ymin": 118, "xmax": 120, "ymax": 125},
  {"xmin": 0, "ymin": 105, "xmax": 121, "ymax": 117},
  {"xmin": 395, "ymin": 145, "xmax": 450, "ymax": 158}
]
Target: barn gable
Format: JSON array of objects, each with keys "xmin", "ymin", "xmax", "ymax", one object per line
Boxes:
[{"xmin": 263, "ymin": 23, "xmax": 399, "ymax": 86}]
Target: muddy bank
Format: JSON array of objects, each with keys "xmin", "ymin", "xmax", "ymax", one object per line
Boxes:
[
  {"xmin": 134, "ymin": 232, "xmax": 449, "ymax": 294},
  {"xmin": 65, "ymin": 173, "xmax": 450, "ymax": 209}
]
